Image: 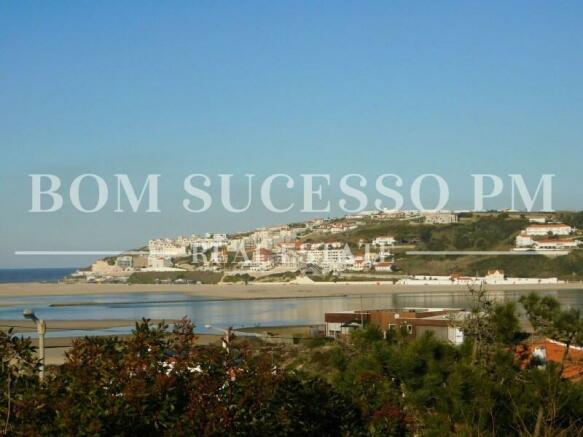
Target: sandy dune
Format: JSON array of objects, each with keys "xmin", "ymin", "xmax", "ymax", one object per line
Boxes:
[{"xmin": 1, "ymin": 281, "xmax": 583, "ymax": 301}]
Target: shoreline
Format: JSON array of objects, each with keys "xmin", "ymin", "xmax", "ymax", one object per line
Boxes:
[
  {"xmin": 2, "ymin": 282, "xmax": 581, "ymax": 365},
  {"xmin": 1, "ymin": 281, "xmax": 583, "ymax": 301}
]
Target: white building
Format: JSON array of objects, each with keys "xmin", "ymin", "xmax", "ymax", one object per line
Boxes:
[
  {"xmin": 373, "ymin": 236, "xmax": 396, "ymax": 246},
  {"xmin": 209, "ymin": 249, "xmax": 228, "ymax": 264},
  {"xmin": 148, "ymin": 239, "xmax": 190, "ymax": 258},
  {"xmin": 485, "ymin": 269, "xmax": 505, "ymax": 281},
  {"xmin": 533, "ymin": 239, "xmax": 579, "ymax": 250},
  {"xmin": 227, "ymin": 237, "xmax": 254, "ymax": 252},
  {"xmin": 374, "ymin": 262, "xmax": 394, "ymax": 272},
  {"xmin": 329, "ymin": 223, "xmax": 357, "ymax": 234},
  {"xmin": 250, "ymin": 248, "xmax": 274, "ymax": 271},
  {"xmin": 146, "ymin": 256, "xmax": 173, "ymax": 270},
  {"xmin": 423, "ymin": 212, "xmax": 458, "ymax": 224},
  {"xmin": 192, "ymin": 233, "xmax": 229, "ymax": 251},
  {"xmin": 348, "ymin": 258, "xmax": 368, "ymax": 272},
  {"xmin": 298, "ymin": 246, "xmax": 354, "ymax": 272},
  {"xmin": 280, "ymin": 250, "xmax": 302, "ymax": 270},
  {"xmin": 249, "ymin": 227, "xmax": 297, "ymax": 249},
  {"xmin": 515, "ymin": 232, "xmax": 534, "ymax": 248},
  {"xmin": 278, "ymin": 228, "xmax": 298, "ymax": 241},
  {"xmin": 115, "ymin": 256, "xmax": 133, "ymax": 270},
  {"xmin": 378, "ymin": 250, "xmax": 392, "ymax": 262},
  {"xmin": 525, "ymin": 224, "xmax": 572, "ymax": 236}
]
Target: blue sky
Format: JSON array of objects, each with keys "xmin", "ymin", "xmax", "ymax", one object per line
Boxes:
[{"xmin": 1, "ymin": 1, "xmax": 582, "ymax": 267}]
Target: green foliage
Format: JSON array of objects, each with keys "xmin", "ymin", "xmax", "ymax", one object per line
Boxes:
[
  {"xmin": 1, "ymin": 320, "xmax": 364, "ymax": 435},
  {"xmin": 520, "ymin": 293, "xmax": 583, "ymax": 349},
  {"xmin": 290, "ymin": 292, "xmax": 583, "ymax": 435},
  {"xmin": 128, "ymin": 270, "xmax": 223, "ymax": 284},
  {"xmin": 397, "ymin": 249, "xmax": 583, "ymax": 279},
  {"xmin": 222, "ymin": 273, "xmax": 255, "ymax": 283},
  {"xmin": 2, "ymin": 294, "xmax": 583, "ymax": 435},
  {"xmin": 305, "ymin": 336, "xmax": 332, "ymax": 349},
  {"xmin": 255, "ymin": 271, "xmax": 299, "ymax": 282},
  {"xmin": 557, "ymin": 211, "xmax": 583, "ymax": 228},
  {"xmin": 351, "ymin": 324, "xmax": 385, "ymax": 346},
  {"xmin": 491, "ymin": 301, "xmax": 530, "ymax": 345},
  {"xmin": 469, "ymin": 250, "xmax": 583, "ymax": 279},
  {"xmin": 0, "ymin": 329, "xmax": 41, "ymax": 434},
  {"xmin": 330, "ymin": 215, "xmax": 525, "ymax": 252},
  {"xmin": 422, "ymin": 216, "xmax": 527, "ymax": 251},
  {"xmin": 309, "ymin": 345, "xmax": 348, "ymax": 372},
  {"xmin": 307, "ymin": 221, "xmax": 431, "ymax": 246}
]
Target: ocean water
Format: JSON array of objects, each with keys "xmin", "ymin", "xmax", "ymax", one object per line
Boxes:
[
  {"xmin": 0, "ymin": 268, "xmax": 76, "ymax": 283},
  {"xmin": 1, "ymin": 289, "xmax": 582, "ymax": 338}
]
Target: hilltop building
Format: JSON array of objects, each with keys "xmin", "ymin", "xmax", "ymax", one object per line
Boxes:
[
  {"xmin": 525, "ymin": 223, "xmax": 572, "ymax": 236},
  {"xmin": 373, "ymin": 236, "xmax": 396, "ymax": 246},
  {"xmin": 422, "ymin": 212, "xmax": 459, "ymax": 224}
]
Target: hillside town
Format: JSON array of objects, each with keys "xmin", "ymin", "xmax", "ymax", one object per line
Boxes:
[
  {"xmin": 514, "ymin": 217, "xmax": 579, "ymax": 254},
  {"xmin": 72, "ymin": 210, "xmax": 582, "ymax": 284}
]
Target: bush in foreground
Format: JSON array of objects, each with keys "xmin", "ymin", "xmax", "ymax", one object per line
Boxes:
[{"xmin": 2, "ymin": 292, "xmax": 583, "ymax": 436}]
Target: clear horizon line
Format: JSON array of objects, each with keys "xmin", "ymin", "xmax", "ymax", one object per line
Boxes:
[{"xmin": 14, "ymin": 251, "xmax": 149, "ymax": 256}]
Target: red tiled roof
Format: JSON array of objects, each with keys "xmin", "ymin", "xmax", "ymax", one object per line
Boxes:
[
  {"xmin": 527, "ymin": 224, "xmax": 570, "ymax": 228},
  {"xmin": 520, "ymin": 339, "xmax": 583, "ymax": 381},
  {"xmin": 537, "ymin": 239, "xmax": 576, "ymax": 243}
]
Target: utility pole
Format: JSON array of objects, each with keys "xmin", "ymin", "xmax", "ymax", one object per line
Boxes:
[
  {"xmin": 23, "ymin": 309, "xmax": 46, "ymax": 381},
  {"xmin": 360, "ymin": 294, "xmax": 364, "ymax": 327},
  {"xmin": 37, "ymin": 320, "xmax": 46, "ymax": 381}
]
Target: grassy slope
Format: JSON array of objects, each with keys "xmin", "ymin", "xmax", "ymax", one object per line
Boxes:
[
  {"xmin": 128, "ymin": 215, "xmax": 582, "ymax": 281},
  {"xmin": 305, "ymin": 216, "xmax": 583, "ymax": 279},
  {"xmin": 128, "ymin": 271, "xmax": 223, "ymax": 284},
  {"xmin": 303, "ymin": 216, "xmax": 527, "ymax": 250}
]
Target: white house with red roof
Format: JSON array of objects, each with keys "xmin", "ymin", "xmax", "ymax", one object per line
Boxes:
[
  {"xmin": 374, "ymin": 262, "xmax": 394, "ymax": 272},
  {"xmin": 251, "ymin": 248, "xmax": 274, "ymax": 271},
  {"xmin": 516, "ymin": 231, "xmax": 535, "ymax": 248},
  {"xmin": 533, "ymin": 239, "xmax": 579, "ymax": 250},
  {"xmin": 525, "ymin": 223, "xmax": 573, "ymax": 236}
]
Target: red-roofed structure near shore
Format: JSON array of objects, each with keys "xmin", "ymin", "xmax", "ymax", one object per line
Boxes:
[{"xmin": 518, "ymin": 339, "xmax": 583, "ymax": 381}]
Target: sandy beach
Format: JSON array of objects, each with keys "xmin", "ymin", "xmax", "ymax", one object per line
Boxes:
[{"xmin": 2, "ymin": 281, "xmax": 583, "ymax": 301}]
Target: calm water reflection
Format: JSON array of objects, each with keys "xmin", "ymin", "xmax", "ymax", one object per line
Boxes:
[{"xmin": 1, "ymin": 289, "xmax": 582, "ymax": 337}]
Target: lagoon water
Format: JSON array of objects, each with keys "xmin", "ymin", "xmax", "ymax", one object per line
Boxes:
[{"xmin": 1, "ymin": 289, "xmax": 583, "ymax": 337}]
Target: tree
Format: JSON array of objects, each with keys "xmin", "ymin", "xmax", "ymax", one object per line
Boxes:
[
  {"xmin": 520, "ymin": 293, "xmax": 583, "ymax": 372},
  {"xmin": 419, "ymin": 228, "xmax": 432, "ymax": 244},
  {"xmin": 1, "ymin": 319, "xmax": 370, "ymax": 435},
  {"xmin": 3, "ymin": 306, "xmax": 583, "ymax": 436},
  {"xmin": 453, "ymin": 232, "xmax": 471, "ymax": 249},
  {"xmin": 520, "ymin": 293, "xmax": 583, "ymax": 437},
  {"xmin": 0, "ymin": 328, "xmax": 41, "ymax": 434}
]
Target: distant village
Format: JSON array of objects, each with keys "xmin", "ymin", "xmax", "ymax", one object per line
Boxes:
[{"xmin": 72, "ymin": 209, "xmax": 581, "ymax": 285}]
